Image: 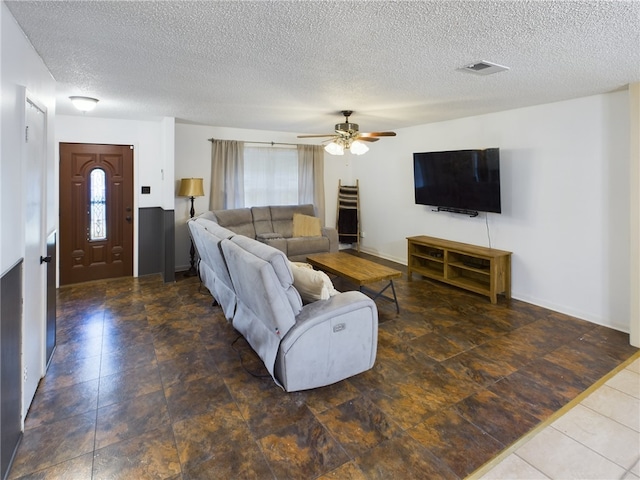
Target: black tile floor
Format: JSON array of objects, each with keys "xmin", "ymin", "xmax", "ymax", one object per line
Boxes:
[{"xmin": 8, "ymin": 254, "xmax": 638, "ymax": 479}]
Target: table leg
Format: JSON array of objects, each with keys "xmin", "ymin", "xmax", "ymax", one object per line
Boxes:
[{"xmin": 360, "ymin": 280, "xmax": 400, "ymax": 314}]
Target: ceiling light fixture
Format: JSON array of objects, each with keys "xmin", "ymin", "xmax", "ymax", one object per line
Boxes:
[
  {"xmin": 69, "ymin": 96, "xmax": 99, "ymax": 112},
  {"xmin": 324, "ymin": 138, "xmax": 369, "ymax": 156}
]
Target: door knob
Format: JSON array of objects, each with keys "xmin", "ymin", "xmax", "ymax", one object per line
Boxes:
[
  {"xmin": 126, "ymin": 216, "xmax": 132, "ymax": 222},
  {"xmin": 40, "ymin": 255, "xmax": 52, "ymax": 264}
]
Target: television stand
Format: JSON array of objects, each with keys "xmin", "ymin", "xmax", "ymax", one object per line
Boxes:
[
  {"xmin": 433, "ymin": 206, "xmax": 479, "ymax": 217},
  {"xmin": 407, "ymin": 236, "xmax": 511, "ymax": 303}
]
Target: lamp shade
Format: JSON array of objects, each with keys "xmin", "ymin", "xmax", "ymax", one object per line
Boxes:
[
  {"xmin": 178, "ymin": 178, "xmax": 204, "ymax": 197},
  {"xmin": 350, "ymin": 140, "xmax": 369, "ymax": 155},
  {"xmin": 324, "ymin": 141, "xmax": 344, "ymax": 155}
]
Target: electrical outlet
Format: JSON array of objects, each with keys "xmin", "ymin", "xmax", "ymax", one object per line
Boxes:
[{"xmin": 23, "ymin": 366, "xmax": 28, "ymax": 382}]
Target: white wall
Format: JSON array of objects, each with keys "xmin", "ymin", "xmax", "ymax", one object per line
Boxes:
[
  {"xmin": 56, "ymin": 116, "xmax": 172, "ymax": 208},
  {"xmin": 340, "ymin": 92, "xmax": 631, "ymax": 332},
  {"xmin": 630, "ymin": 83, "xmax": 640, "ymax": 347},
  {"xmin": 173, "ymin": 93, "xmax": 633, "ymax": 334},
  {"xmin": 1, "ymin": 4, "xmax": 56, "ymax": 272},
  {"xmin": 1, "ymin": 2, "xmax": 57, "ymax": 422},
  {"xmin": 56, "ymin": 115, "xmax": 175, "ymax": 275}
]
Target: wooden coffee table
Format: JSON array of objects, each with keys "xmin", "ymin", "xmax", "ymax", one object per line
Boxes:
[{"xmin": 306, "ymin": 252, "xmax": 402, "ymax": 313}]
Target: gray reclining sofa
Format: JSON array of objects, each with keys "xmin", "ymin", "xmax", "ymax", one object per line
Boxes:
[
  {"xmin": 188, "ymin": 216, "xmax": 378, "ymax": 392},
  {"xmin": 188, "ymin": 217, "xmax": 237, "ymax": 320},
  {"xmin": 201, "ymin": 204, "xmax": 338, "ymax": 262}
]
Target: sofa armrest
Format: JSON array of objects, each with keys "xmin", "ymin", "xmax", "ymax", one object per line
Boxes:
[
  {"xmin": 321, "ymin": 226, "xmax": 339, "ymax": 253},
  {"xmin": 275, "ymin": 290, "xmax": 378, "ymax": 391},
  {"xmin": 279, "ymin": 291, "xmax": 377, "ymax": 354}
]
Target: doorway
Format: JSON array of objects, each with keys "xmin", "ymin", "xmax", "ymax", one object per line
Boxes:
[
  {"xmin": 23, "ymin": 96, "xmax": 46, "ymax": 423},
  {"xmin": 59, "ymin": 143, "xmax": 134, "ymax": 285}
]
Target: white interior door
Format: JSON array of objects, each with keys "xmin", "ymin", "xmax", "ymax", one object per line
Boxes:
[{"xmin": 23, "ymin": 96, "xmax": 46, "ymax": 418}]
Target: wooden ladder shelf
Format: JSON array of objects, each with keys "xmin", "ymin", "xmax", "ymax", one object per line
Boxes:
[{"xmin": 337, "ymin": 179, "xmax": 360, "ymax": 251}]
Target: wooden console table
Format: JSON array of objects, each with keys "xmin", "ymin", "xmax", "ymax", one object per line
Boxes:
[{"xmin": 407, "ymin": 236, "xmax": 511, "ymax": 304}]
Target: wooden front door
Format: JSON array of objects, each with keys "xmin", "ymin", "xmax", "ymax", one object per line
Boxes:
[{"xmin": 60, "ymin": 143, "xmax": 134, "ymax": 285}]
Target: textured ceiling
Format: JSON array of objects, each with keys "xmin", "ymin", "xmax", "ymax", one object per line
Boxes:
[{"xmin": 6, "ymin": 0, "xmax": 640, "ymax": 134}]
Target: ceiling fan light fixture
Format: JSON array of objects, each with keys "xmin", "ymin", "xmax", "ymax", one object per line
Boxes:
[
  {"xmin": 69, "ymin": 96, "xmax": 99, "ymax": 112},
  {"xmin": 335, "ymin": 122, "xmax": 358, "ymax": 134},
  {"xmin": 324, "ymin": 141, "xmax": 344, "ymax": 155},
  {"xmin": 350, "ymin": 140, "xmax": 369, "ymax": 155},
  {"xmin": 300, "ymin": 110, "xmax": 396, "ymax": 155}
]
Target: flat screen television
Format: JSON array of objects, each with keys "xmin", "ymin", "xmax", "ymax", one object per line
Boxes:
[{"xmin": 413, "ymin": 148, "xmax": 501, "ymax": 214}]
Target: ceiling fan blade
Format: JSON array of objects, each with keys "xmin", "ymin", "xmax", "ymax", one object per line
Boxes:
[
  {"xmin": 359, "ymin": 131, "xmax": 397, "ymax": 137},
  {"xmin": 358, "ymin": 137, "xmax": 379, "ymax": 142},
  {"xmin": 297, "ymin": 134, "xmax": 336, "ymax": 138}
]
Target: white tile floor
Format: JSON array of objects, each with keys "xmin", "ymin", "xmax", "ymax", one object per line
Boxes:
[{"xmin": 471, "ymin": 353, "xmax": 640, "ymax": 480}]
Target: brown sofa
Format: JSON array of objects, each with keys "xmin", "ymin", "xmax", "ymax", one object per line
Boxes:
[{"xmin": 201, "ymin": 204, "xmax": 338, "ymax": 262}]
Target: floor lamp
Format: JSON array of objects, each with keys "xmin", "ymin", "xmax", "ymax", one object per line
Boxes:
[{"xmin": 178, "ymin": 177, "xmax": 205, "ymax": 277}]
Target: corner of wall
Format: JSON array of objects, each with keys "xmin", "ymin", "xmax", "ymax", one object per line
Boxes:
[{"xmin": 629, "ymin": 82, "xmax": 640, "ymax": 347}]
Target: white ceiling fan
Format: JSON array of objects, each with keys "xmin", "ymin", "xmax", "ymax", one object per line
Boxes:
[{"xmin": 298, "ymin": 110, "xmax": 396, "ymax": 155}]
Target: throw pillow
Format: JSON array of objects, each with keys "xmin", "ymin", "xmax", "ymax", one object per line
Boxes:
[
  {"xmin": 289, "ymin": 262, "xmax": 338, "ymax": 302},
  {"xmin": 292, "ymin": 213, "xmax": 322, "ymax": 237}
]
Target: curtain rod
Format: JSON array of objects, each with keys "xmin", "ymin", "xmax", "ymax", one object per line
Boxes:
[{"xmin": 208, "ymin": 137, "xmax": 300, "ymax": 147}]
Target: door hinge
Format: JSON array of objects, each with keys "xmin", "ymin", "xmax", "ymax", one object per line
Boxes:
[{"xmin": 25, "ymin": 125, "xmax": 29, "ymax": 142}]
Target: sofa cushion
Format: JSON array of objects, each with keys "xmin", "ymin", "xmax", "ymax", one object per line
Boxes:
[
  {"xmin": 196, "ymin": 216, "xmax": 235, "ymax": 238},
  {"xmin": 229, "ymin": 235, "xmax": 303, "ymax": 316},
  {"xmin": 287, "ymin": 235, "xmax": 330, "ymax": 258},
  {"xmin": 251, "ymin": 206, "xmax": 274, "ymax": 236},
  {"xmin": 270, "ymin": 204, "xmax": 315, "ymax": 237},
  {"xmin": 290, "ymin": 262, "xmax": 338, "ymax": 303},
  {"xmin": 213, "ymin": 208, "xmax": 256, "ymax": 238},
  {"xmin": 189, "ymin": 218, "xmax": 237, "ymax": 320},
  {"xmin": 292, "ymin": 213, "xmax": 322, "ymax": 237},
  {"xmin": 197, "ymin": 211, "xmax": 217, "ymax": 221},
  {"xmin": 257, "ymin": 232, "xmax": 283, "ymax": 240},
  {"xmin": 257, "ymin": 235, "xmax": 287, "ymax": 256}
]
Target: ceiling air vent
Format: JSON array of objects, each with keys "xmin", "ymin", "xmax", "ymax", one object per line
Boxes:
[{"xmin": 459, "ymin": 60, "xmax": 510, "ymax": 75}]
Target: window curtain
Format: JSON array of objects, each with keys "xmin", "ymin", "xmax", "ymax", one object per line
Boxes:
[
  {"xmin": 210, "ymin": 139, "xmax": 245, "ymax": 210},
  {"xmin": 297, "ymin": 144, "xmax": 325, "ymax": 225},
  {"xmin": 244, "ymin": 146, "xmax": 298, "ymax": 206}
]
